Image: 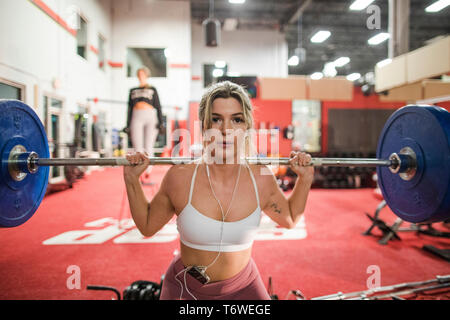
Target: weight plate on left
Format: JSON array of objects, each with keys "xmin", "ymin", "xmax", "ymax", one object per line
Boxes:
[{"xmin": 0, "ymin": 100, "xmax": 49, "ymax": 227}]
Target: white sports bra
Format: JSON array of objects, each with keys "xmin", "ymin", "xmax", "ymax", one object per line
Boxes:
[{"xmin": 176, "ymin": 163, "xmax": 261, "ymax": 252}]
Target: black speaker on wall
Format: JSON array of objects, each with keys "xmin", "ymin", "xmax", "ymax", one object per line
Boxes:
[{"xmin": 203, "ymin": 18, "xmax": 221, "ymax": 47}]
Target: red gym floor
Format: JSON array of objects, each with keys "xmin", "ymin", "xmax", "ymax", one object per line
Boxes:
[{"xmin": 0, "ymin": 167, "xmax": 449, "ymax": 300}]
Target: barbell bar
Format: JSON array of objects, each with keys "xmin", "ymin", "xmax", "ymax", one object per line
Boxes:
[
  {"xmin": 0, "ymin": 99, "xmax": 449, "ymax": 228},
  {"xmin": 8, "ymin": 154, "xmax": 398, "ymax": 170}
]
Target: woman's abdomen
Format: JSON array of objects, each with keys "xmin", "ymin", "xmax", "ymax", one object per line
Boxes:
[
  {"xmin": 133, "ymin": 101, "xmax": 154, "ymax": 110},
  {"xmin": 179, "ymin": 242, "xmax": 252, "ymax": 282}
]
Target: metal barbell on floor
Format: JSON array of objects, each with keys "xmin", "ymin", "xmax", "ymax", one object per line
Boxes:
[{"xmin": 0, "ymin": 99, "xmax": 449, "ymax": 228}]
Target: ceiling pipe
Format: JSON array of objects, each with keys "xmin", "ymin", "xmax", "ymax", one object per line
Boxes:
[{"xmin": 288, "ymin": 0, "xmax": 313, "ymax": 24}]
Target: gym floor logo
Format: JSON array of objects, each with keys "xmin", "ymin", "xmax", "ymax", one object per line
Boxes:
[{"xmin": 42, "ymin": 215, "xmax": 307, "ymax": 245}]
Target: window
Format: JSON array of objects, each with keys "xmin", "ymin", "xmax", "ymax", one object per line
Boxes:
[
  {"xmin": 43, "ymin": 95, "xmax": 64, "ymax": 180},
  {"xmin": 43, "ymin": 96, "xmax": 63, "ymax": 129},
  {"xmin": 50, "ymin": 113, "xmax": 60, "ymax": 178},
  {"xmin": 216, "ymin": 76, "xmax": 258, "ymax": 98},
  {"xmin": 98, "ymin": 34, "xmax": 106, "ymax": 70},
  {"xmin": 76, "ymin": 15, "xmax": 88, "ymax": 59},
  {"xmin": 0, "ymin": 78, "xmax": 25, "ymax": 100},
  {"xmin": 126, "ymin": 48, "xmax": 167, "ymax": 78},
  {"xmin": 291, "ymin": 100, "xmax": 322, "ymax": 153},
  {"xmin": 92, "ymin": 112, "xmax": 107, "ymax": 153},
  {"xmin": 203, "ymin": 63, "xmax": 228, "ymax": 88},
  {"xmin": 74, "ymin": 106, "xmax": 88, "ymax": 150}
]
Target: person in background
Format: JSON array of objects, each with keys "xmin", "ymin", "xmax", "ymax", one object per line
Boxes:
[{"xmin": 126, "ymin": 67, "xmax": 165, "ymax": 180}]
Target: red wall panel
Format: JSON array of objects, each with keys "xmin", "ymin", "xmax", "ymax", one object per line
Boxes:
[
  {"xmin": 187, "ymin": 87, "xmax": 446, "ymax": 157},
  {"xmin": 251, "ymin": 99, "xmax": 292, "ymax": 157}
]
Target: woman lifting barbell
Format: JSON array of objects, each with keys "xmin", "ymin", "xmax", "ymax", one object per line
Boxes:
[{"xmin": 123, "ymin": 81, "xmax": 314, "ymax": 300}]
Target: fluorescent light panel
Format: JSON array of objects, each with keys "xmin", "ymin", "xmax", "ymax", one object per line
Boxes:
[
  {"xmin": 310, "ymin": 72, "xmax": 324, "ymax": 80},
  {"xmin": 334, "ymin": 57, "xmax": 350, "ymax": 67},
  {"xmin": 425, "ymin": 0, "xmax": 450, "ymax": 12},
  {"xmin": 229, "ymin": 0, "xmax": 245, "ymax": 4},
  {"xmin": 311, "ymin": 30, "xmax": 331, "ymax": 43},
  {"xmin": 323, "ymin": 62, "xmax": 337, "ymax": 77},
  {"xmin": 346, "ymin": 73, "xmax": 361, "ymax": 81},
  {"xmin": 324, "ymin": 69, "xmax": 337, "ymax": 77},
  {"xmin": 214, "ymin": 60, "xmax": 227, "ymax": 68},
  {"xmin": 212, "ymin": 69, "xmax": 224, "ymax": 77},
  {"xmin": 368, "ymin": 32, "xmax": 390, "ymax": 45},
  {"xmin": 376, "ymin": 58, "xmax": 392, "ymax": 68},
  {"xmin": 287, "ymin": 55, "xmax": 300, "ymax": 66},
  {"xmin": 349, "ymin": 0, "xmax": 375, "ymax": 11}
]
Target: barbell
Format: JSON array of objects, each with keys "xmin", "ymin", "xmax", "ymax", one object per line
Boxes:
[{"xmin": 0, "ymin": 99, "xmax": 449, "ymax": 228}]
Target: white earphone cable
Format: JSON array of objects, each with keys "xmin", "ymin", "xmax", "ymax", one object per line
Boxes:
[{"xmin": 176, "ymin": 162, "xmax": 242, "ymax": 300}]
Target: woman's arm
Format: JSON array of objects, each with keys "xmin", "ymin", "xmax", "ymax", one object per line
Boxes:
[
  {"xmin": 260, "ymin": 152, "xmax": 314, "ymax": 229},
  {"xmin": 124, "ymin": 153, "xmax": 175, "ymax": 237}
]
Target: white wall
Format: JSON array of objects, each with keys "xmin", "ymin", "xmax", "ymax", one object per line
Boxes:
[
  {"xmin": 0, "ymin": 0, "xmax": 113, "ymax": 153},
  {"xmin": 110, "ymin": 0, "xmax": 192, "ymax": 126},
  {"xmin": 191, "ymin": 23, "xmax": 288, "ymax": 101},
  {"xmin": 0, "ymin": 0, "xmax": 288, "ymax": 154}
]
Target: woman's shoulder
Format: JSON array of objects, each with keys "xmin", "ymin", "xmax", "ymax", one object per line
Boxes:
[
  {"xmin": 163, "ymin": 163, "xmax": 198, "ymax": 185},
  {"xmin": 169, "ymin": 162, "xmax": 197, "ymax": 172},
  {"xmin": 246, "ymin": 164, "xmax": 278, "ymax": 200},
  {"xmin": 247, "ymin": 163, "xmax": 275, "ymax": 179}
]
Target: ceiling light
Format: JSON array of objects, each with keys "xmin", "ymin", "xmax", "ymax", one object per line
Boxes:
[
  {"xmin": 425, "ymin": 0, "xmax": 450, "ymax": 12},
  {"xmin": 310, "ymin": 30, "xmax": 331, "ymax": 43},
  {"xmin": 310, "ymin": 72, "xmax": 324, "ymax": 80},
  {"xmin": 215, "ymin": 60, "xmax": 227, "ymax": 68},
  {"xmin": 212, "ymin": 69, "xmax": 224, "ymax": 77},
  {"xmin": 334, "ymin": 57, "xmax": 350, "ymax": 67},
  {"xmin": 349, "ymin": 0, "xmax": 375, "ymax": 11},
  {"xmin": 365, "ymin": 72, "xmax": 375, "ymax": 84},
  {"xmin": 287, "ymin": 47, "xmax": 306, "ymax": 67},
  {"xmin": 287, "ymin": 55, "xmax": 300, "ymax": 66},
  {"xmin": 229, "ymin": 0, "xmax": 245, "ymax": 4},
  {"xmin": 376, "ymin": 58, "xmax": 392, "ymax": 68},
  {"xmin": 346, "ymin": 73, "xmax": 361, "ymax": 81},
  {"xmin": 368, "ymin": 32, "xmax": 390, "ymax": 45},
  {"xmin": 323, "ymin": 62, "xmax": 337, "ymax": 77}
]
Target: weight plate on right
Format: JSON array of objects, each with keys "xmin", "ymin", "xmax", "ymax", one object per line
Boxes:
[{"xmin": 376, "ymin": 105, "xmax": 450, "ymax": 223}]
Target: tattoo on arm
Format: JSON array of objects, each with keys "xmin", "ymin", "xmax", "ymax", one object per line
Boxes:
[{"xmin": 270, "ymin": 202, "xmax": 282, "ymax": 214}]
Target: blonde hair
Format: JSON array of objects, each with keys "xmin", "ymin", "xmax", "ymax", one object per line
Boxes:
[
  {"xmin": 136, "ymin": 66, "xmax": 151, "ymax": 78},
  {"xmin": 198, "ymin": 81, "xmax": 255, "ymax": 157},
  {"xmin": 199, "ymin": 81, "xmax": 253, "ymax": 130}
]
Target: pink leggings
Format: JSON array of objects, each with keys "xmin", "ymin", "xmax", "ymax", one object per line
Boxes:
[{"xmin": 160, "ymin": 255, "xmax": 271, "ymax": 300}]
